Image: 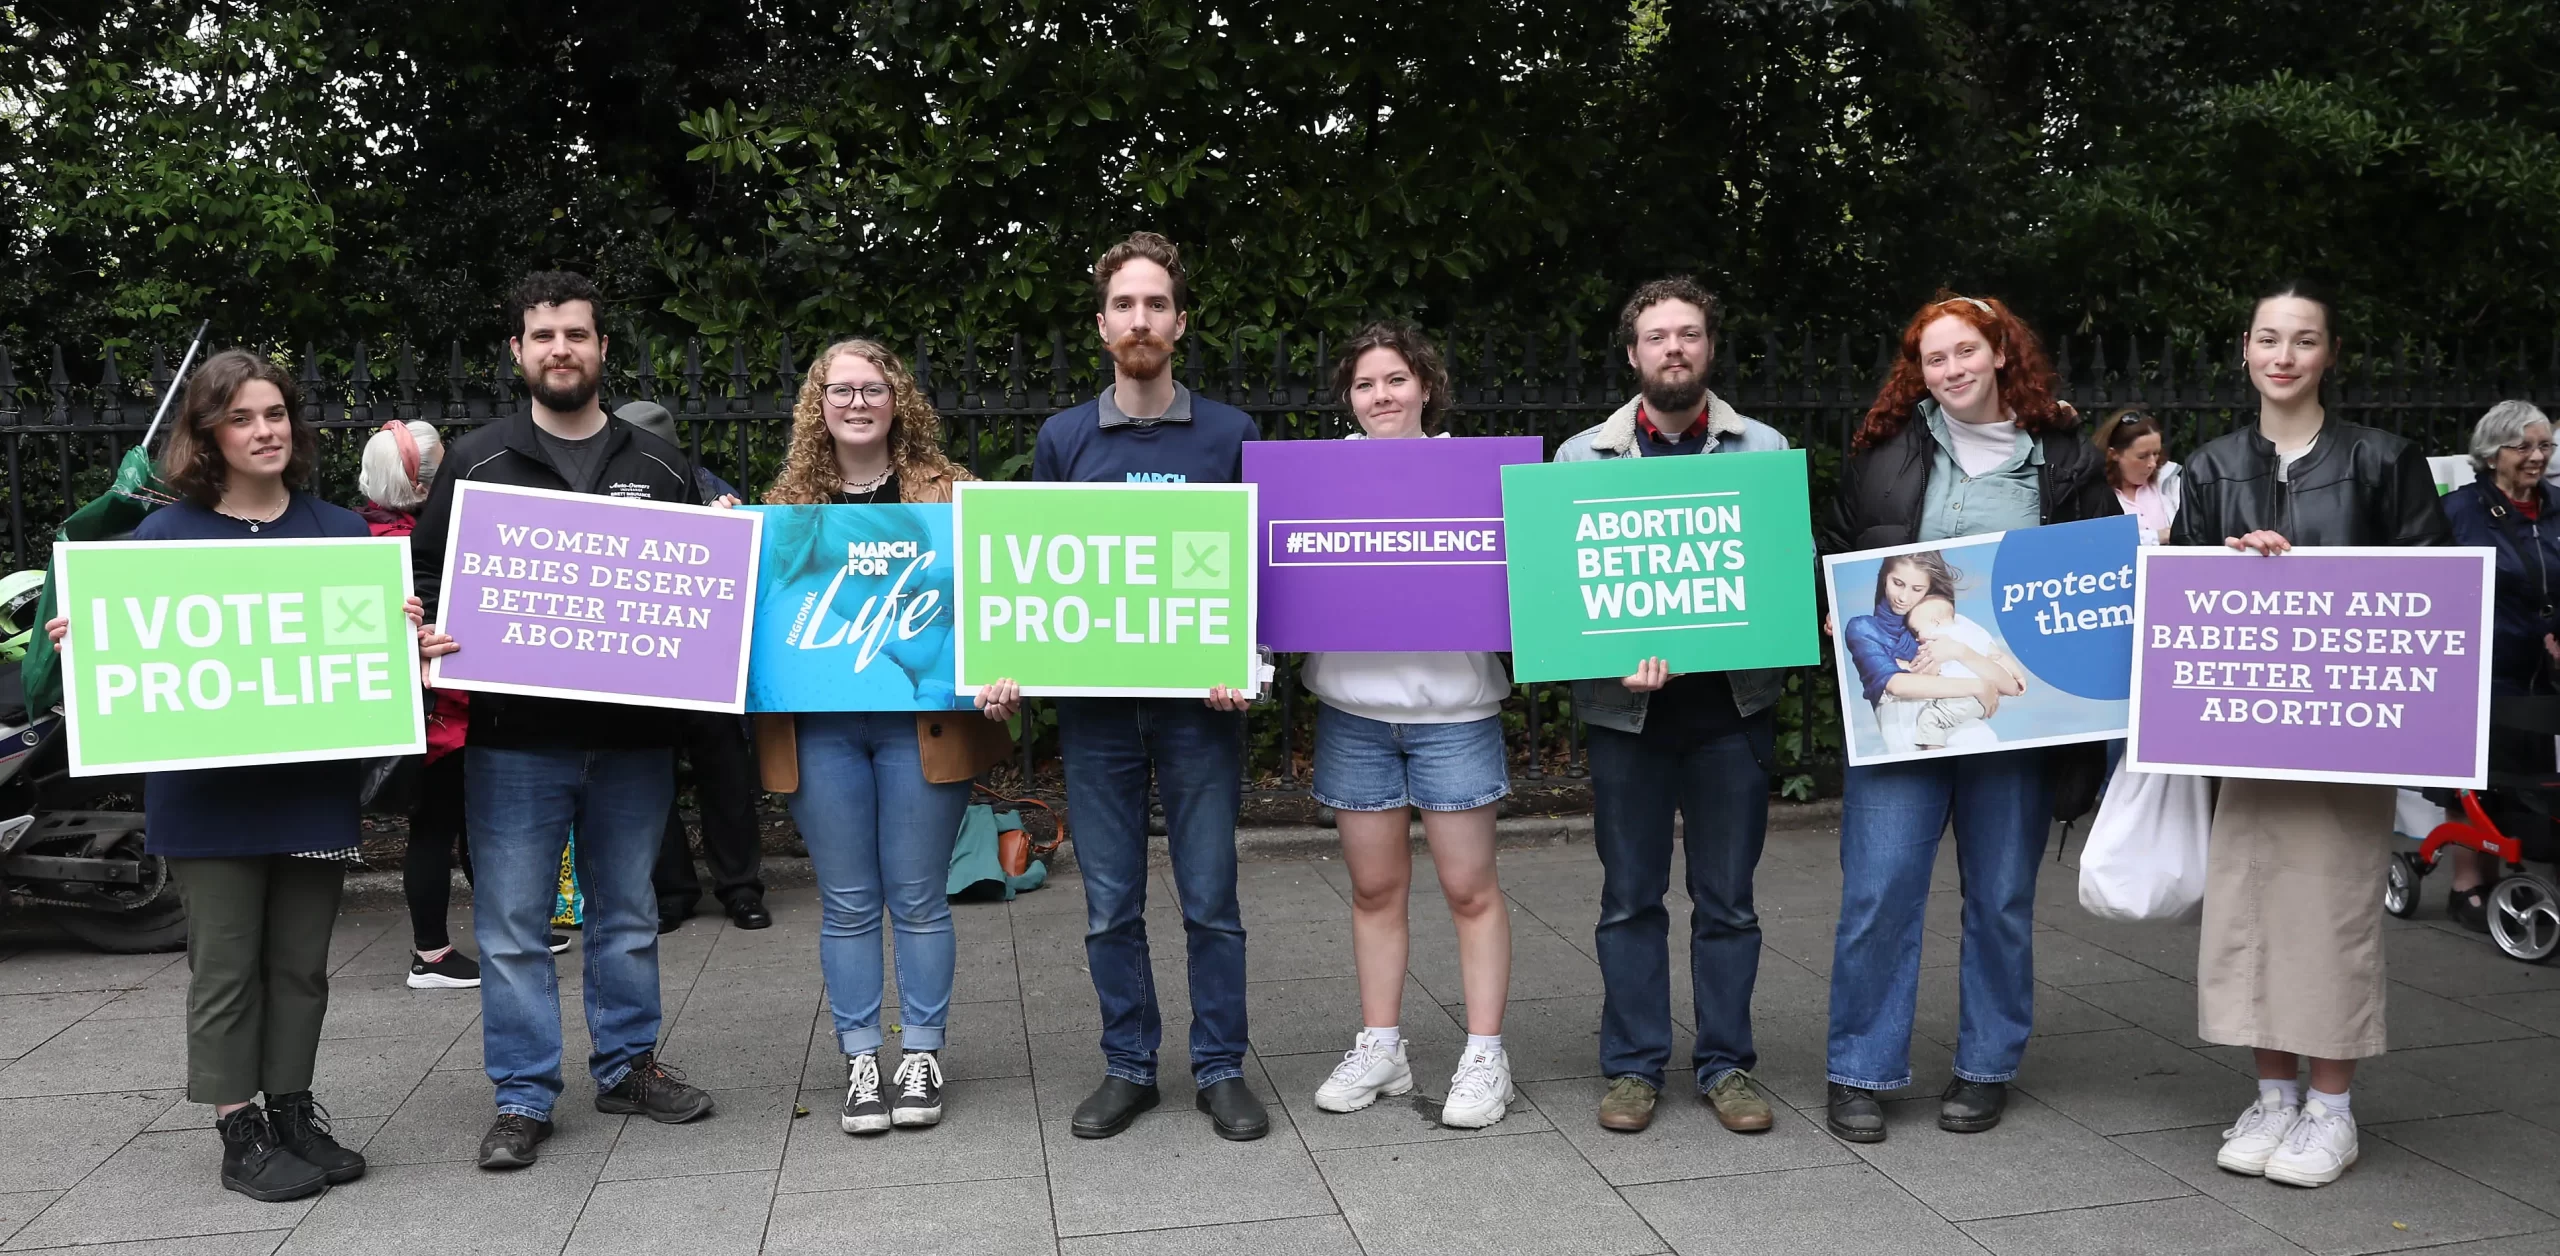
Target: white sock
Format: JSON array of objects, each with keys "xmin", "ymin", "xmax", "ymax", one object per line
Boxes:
[
  {"xmin": 416, "ymin": 946, "xmax": 453, "ymax": 962},
  {"xmin": 1465, "ymin": 1033, "xmax": 1503, "ymax": 1055},
  {"xmin": 1363, "ymin": 1026, "xmax": 1401, "ymax": 1050},
  {"xmin": 2308, "ymin": 1087, "xmax": 2350, "ymax": 1120},
  {"xmin": 2261, "ymin": 1078, "xmax": 2302, "ymax": 1109}
]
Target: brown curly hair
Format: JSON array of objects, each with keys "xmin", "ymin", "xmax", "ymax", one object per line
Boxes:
[
  {"xmin": 1853, "ymin": 292, "xmax": 2067, "ymax": 451},
  {"xmin": 159, "ymin": 348, "xmax": 319, "ymax": 506},
  {"xmin": 766, "ymin": 339, "xmax": 964, "ymax": 505},
  {"xmin": 1331, "ymin": 322, "xmax": 1452, "ymax": 433}
]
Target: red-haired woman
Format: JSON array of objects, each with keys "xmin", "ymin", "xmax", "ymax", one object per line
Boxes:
[{"xmin": 1815, "ymin": 294, "xmax": 2117, "ymax": 1144}]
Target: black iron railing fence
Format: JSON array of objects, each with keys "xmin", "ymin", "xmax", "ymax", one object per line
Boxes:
[{"xmin": 6, "ymin": 328, "xmax": 2553, "ymax": 796}]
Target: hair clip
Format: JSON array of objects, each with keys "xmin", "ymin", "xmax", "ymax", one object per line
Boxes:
[{"xmin": 1938, "ymin": 295, "xmax": 1994, "ymax": 315}]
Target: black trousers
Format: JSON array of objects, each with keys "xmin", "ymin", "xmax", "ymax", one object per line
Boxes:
[
  {"xmin": 652, "ymin": 711, "xmax": 766, "ymax": 912},
  {"xmin": 403, "ymin": 752, "xmax": 471, "ymax": 950}
]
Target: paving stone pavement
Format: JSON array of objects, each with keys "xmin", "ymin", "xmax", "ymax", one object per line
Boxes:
[{"xmin": 2, "ymin": 827, "xmax": 2555, "ymax": 1255}]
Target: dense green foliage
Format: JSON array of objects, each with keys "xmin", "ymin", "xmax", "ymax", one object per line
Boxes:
[{"xmin": 3, "ymin": 0, "xmax": 2553, "ymax": 360}]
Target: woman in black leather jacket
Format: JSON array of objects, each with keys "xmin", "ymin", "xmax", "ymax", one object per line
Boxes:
[{"xmin": 2174, "ymin": 283, "xmax": 2450, "ymax": 1190}]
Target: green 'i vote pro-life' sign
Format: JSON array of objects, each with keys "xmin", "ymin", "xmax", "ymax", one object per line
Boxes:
[
  {"xmin": 55, "ymin": 538, "xmax": 427, "ymax": 775},
  {"xmin": 953, "ymin": 482, "xmax": 1262, "ymax": 697},
  {"xmin": 1499, "ymin": 450, "xmax": 1822, "ymax": 683}
]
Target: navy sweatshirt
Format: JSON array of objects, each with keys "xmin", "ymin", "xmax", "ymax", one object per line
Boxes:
[{"xmin": 1031, "ymin": 386, "xmax": 1256, "ymax": 484}]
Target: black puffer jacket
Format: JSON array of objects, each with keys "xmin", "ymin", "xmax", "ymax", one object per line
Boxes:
[
  {"xmin": 1822, "ymin": 407, "xmax": 2121, "ymax": 821},
  {"xmin": 2170, "ymin": 421, "xmax": 2450, "ymax": 551},
  {"xmin": 1821, "ymin": 411, "xmax": 2119, "ymax": 555}
]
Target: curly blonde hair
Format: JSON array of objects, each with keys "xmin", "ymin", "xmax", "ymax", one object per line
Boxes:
[{"xmin": 768, "ymin": 338, "xmax": 963, "ymax": 505}]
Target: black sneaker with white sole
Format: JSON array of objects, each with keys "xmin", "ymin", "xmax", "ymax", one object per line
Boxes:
[
  {"xmin": 892, "ymin": 1051, "xmax": 945, "ymax": 1128},
  {"xmin": 841, "ymin": 1053, "xmax": 890, "ymax": 1135},
  {"xmin": 547, "ymin": 933, "xmax": 573, "ymax": 955},
  {"xmin": 407, "ymin": 949, "xmax": 481, "ymax": 990}
]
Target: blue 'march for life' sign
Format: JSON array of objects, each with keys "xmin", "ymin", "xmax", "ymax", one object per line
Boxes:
[{"xmin": 742, "ymin": 503, "xmax": 967, "ymax": 712}]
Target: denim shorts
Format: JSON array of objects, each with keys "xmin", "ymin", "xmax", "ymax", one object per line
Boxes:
[{"xmin": 1311, "ymin": 703, "xmax": 1510, "ymax": 813}]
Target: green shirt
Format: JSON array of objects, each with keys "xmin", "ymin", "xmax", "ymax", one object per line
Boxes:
[{"xmin": 1917, "ymin": 403, "xmax": 2042, "ymax": 541}]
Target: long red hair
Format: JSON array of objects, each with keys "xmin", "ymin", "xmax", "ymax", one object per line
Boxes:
[{"xmin": 1853, "ymin": 292, "xmax": 2067, "ymax": 451}]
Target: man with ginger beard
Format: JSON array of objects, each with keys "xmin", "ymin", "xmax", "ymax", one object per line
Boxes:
[
  {"xmin": 982, "ymin": 232, "xmax": 1265, "ymax": 1141},
  {"xmin": 1553, "ymin": 277, "xmax": 1792, "ymax": 1136},
  {"xmin": 412, "ymin": 272, "xmax": 719, "ymax": 1172}
]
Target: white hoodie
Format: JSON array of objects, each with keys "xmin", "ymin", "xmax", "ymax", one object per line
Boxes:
[{"xmin": 1297, "ymin": 432, "xmax": 1514, "ymax": 723}]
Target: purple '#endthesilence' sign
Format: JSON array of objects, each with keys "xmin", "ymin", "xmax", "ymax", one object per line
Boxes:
[
  {"xmin": 1245, "ymin": 437, "xmax": 1543, "ymax": 652},
  {"xmin": 2127, "ymin": 546, "xmax": 2495, "ymax": 788},
  {"xmin": 429, "ymin": 482, "xmax": 763, "ymax": 712}
]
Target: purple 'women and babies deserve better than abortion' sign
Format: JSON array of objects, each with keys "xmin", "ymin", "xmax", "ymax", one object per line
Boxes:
[
  {"xmin": 1244, "ymin": 437, "xmax": 1544, "ymax": 652},
  {"xmin": 2128, "ymin": 546, "xmax": 2495, "ymax": 788},
  {"xmin": 429, "ymin": 482, "xmax": 763, "ymax": 712}
]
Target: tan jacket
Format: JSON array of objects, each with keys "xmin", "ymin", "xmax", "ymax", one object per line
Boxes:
[{"xmin": 754, "ymin": 458, "xmax": 1014, "ymax": 791}]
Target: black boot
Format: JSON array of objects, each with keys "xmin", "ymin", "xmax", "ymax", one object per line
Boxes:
[
  {"xmin": 1194, "ymin": 1077, "xmax": 1270, "ymax": 1142},
  {"xmin": 1826, "ymin": 1083, "xmax": 1886, "ymax": 1144},
  {"xmin": 1939, "ymin": 1078, "xmax": 2008, "ymax": 1133},
  {"xmin": 266, "ymin": 1091, "xmax": 366, "ymax": 1183},
  {"xmin": 216, "ymin": 1106, "xmax": 329, "ymax": 1202},
  {"xmin": 1070, "ymin": 1077, "xmax": 1160, "ymax": 1140}
]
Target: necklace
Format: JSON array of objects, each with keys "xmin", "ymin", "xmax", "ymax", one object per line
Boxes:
[
  {"xmin": 840, "ymin": 466, "xmax": 893, "ymax": 500},
  {"xmin": 216, "ymin": 496, "xmax": 291, "ymax": 533}
]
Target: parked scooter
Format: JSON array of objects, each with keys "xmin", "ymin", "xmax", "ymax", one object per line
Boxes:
[{"xmin": 0, "ymin": 604, "xmax": 183, "ymax": 952}]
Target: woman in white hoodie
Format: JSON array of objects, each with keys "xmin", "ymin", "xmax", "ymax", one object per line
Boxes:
[{"xmin": 1304, "ymin": 323, "xmax": 1518, "ymax": 1129}]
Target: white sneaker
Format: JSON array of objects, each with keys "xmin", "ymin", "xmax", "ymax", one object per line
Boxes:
[
  {"xmin": 2215, "ymin": 1091, "xmax": 2300, "ymax": 1176},
  {"xmin": 1313, "ymin": 1031, "xmax": 1413, "ymax": 1113},
  {"xmin": 2264, "ymin": 1098, "xmax": 2359, "ymax": 1188},
  {"xmin": 1440, "ymin": 1045, "xmax": 1513, "ymax": 1129}
]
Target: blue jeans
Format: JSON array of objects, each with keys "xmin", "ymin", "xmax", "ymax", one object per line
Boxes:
[
  {"xmin": 788, "ymin": 712, "xmax": 971, "ymax": 1056},
  {"xmin": 1827, "ymin": 749, "xmax": 2050, "ymax": 1091},
  {"xmin": 1056, "ymin": 697, "xmax": 1247, "ymax": 1087},
  {"xmin": 1586, "ymin": 717, "xmax": 1774, "ymax": 1091},
  {"xmin": 466, "ymin": 746, "xmax": 675, "ymax": 1120}
]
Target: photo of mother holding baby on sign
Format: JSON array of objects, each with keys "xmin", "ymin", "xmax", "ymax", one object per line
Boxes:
[
  {"xmin": 1844, "ymin": 549, "xmax": 2027, "ymax": 754},
  {"xmin": 1822, "ymin": 515, "xmax": 2140, "ymax": 767}
]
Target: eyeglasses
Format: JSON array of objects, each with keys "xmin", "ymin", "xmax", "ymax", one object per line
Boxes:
[
  {"xmin": 2503, "ymin": 440, "xmax": 2558, "ymax": 456},
  {"xmin": 824, "ymin": 383, "xmax": 893, "ymax": 407}
]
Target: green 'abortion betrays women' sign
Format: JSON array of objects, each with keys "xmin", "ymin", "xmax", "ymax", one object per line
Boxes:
[{"xmin": 1498, "ymin": 451, "xmax": 1820, "ymax": 683}]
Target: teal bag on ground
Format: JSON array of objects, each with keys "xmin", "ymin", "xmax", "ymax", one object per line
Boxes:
[{"xmin": 947, "ymin": 805, "xmax": 1047, "ymax": 901}]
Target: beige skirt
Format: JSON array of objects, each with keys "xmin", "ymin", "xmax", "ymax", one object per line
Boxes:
[{"xmin": 2196, "ymin": 777, "xmax": 2394, "ymax": 1058}]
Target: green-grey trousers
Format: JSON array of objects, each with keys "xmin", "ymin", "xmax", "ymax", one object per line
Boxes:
[{"xmin": 171, "ymin": 855, "xmax": 347, "ymax": 1105}]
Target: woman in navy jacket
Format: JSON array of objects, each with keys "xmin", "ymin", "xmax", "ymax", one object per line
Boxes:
[{"xmin": 2438, "ymin": 400, "xmax": 2560, "ymax": 929}]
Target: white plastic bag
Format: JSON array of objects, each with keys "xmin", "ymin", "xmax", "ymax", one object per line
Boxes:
[{"xmin": 2078, "ymin": 752, "xmax": 2213, "ymax": 922}]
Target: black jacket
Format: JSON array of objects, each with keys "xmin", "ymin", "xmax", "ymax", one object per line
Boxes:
[
  {"xmin": 1820, "ymin": 411, "xmax": 2120, "ymax": 555},
  {"xmin": 2170, "ymin": 420, "xmax": 2451, "ymax": 551},
  {"xmin": 413, "ymin": 411, "xmax": 704, "ymax": 751},
  {"xmin": 2440, "ymin": 478, "xmax": 2560, "ymax": 687},
  {"xmin": 1821, "ymin": 408, "xmax": 2121, "ymax": 822}
]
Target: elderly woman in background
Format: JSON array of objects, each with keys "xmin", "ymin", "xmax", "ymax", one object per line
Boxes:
[{"xmin": 2436, "ymin": 400, "xmax": 2560, "ymax": 930}]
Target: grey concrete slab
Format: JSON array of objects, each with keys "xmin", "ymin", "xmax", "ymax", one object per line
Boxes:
[
  {"xmin": 2384, "ymin": 928, "xmax": 2560, "ymax": 999},
  {"xmin": 1842, "ymin": 1092, "xmax": 2191, "ymax": 1221},
  {"xmin": 2381, "ymin": 981, "xmax": 2550, "ymax": 1051},
  {"xmin": 0, "ymin": 1092, "xmax": 181, "ymax": 1192},
  {"xmin": 1261, "ymin": 1043, "xmax": 1556, "ymax": 1151},
  {"xmin": 763, "ymin": 1177, "xmax": 1055, "ymax": 1256},
  {"xmin": 2368, "ymin": 1112, "xmax": 2560, "ymax": 1214},
  {"xmin": 1486, "ymin": 994, "xmax": 1605, "ymax": 1082},
  {"xmin": 2114, "ymin": 1125, "xmax": 2560, "ymax": 1256},
  {"xmin": 1057, "ymin": 1216, "xmax": 1361, "ymax": 1256},
  {"xmin": 1909, "ymin": 965, "xmax": 2130, "ymax": 1048},
  {"xmin": 565, "ymin": 1170, "xmax": 776, "ymax": 1256},
  {"xmin": 2068, "ymin": 976, "xmax": 2211, "ymax": 1048},
  {"xmin": 0, "ymin": 994, "xmax": 116, "ymax": 1060},
  {"xmin": 1316, "ymin": 1131, "xmax": 1663, "ymax": 1256},
  {"xmin": 0, "ymin": 1192, "xmax": 60, "ymax": 1247},
  {"xmin": 1622, "ymin": 1161, "xmax": 1986, "ymax": 1256},
  {"xmin": 2386, "ymin": 1036, "xmax": 2560, "ymax": 1111},
  {"xmin": 360, "ymin": 1067, "xmax": 627, "ymax": 1166},
  {"xmin": 2, "ymin": 1130, "xmax": 326, "ymax": 1249},
  {"xmin": 1043, "ymin": 1086, "xmax": 1333, "ymax": 1236},
  {"xmin": 2356, "ymin": 1235, "xmax": 2560, "ymax": 1255},
  {"xmin": 3, "ymin": 1234, "xmax": 289, "ymax": 1256},
  {"xmin": 2010, "ymin": 1027, "xmax": 2251, "ymax": 1135},
  {"xmin": 1962, "ymin": 1193, "xmax": 2309, "ymax": 1255},
  {"xmin": 2460, "ymin": 988, "xmax": 2560, "ymax": 1035},
  {"xmin": 1522, "ymin": 1076, "xmax": 1855, "ymax": 1186},
  {"xmin": 1744, "ymin": 1009, "xmax": 1960, "ymax": 1110},
  {"xmin": 0, "ymin": 949, "xmax": 184, "ymax": 998},
  {"xmin": 272, "ymin": 1153, "xmax": 605, "ymax": 1256},
  {"xmin": 2047, "ymin": 917, "xmax": 2203, "ymax": 984},
  {"xmin": 81, "ymin": 984, "xmax": 191, "ymax": 1021},
  {"xmin": 1227, "ymin": 916, "xmax": 1359, "ymax": 983},
  {"xmin": 2034, "ymin": 930, "xmax": 2178, "ymax": 987},
  {"xmin": 777, "ymin": 1076, "xmax": 1044, "ymax": 1194},
  {"xmin": 599, "ymin": 1085, "xmax": 794, "ymax": 1181},
  {"xmin": 0, "ymin": 1016, "xmax": 186, "ymax": 1098}
]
